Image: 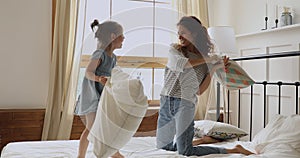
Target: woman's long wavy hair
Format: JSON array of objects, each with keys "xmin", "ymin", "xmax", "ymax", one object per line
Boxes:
[{"xmin": 175, "ymin": 16, "xmax": 214, "ymax": 58}]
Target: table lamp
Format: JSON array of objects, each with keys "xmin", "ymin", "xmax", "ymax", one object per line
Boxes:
[{"xmin": 208, "ymin": 26, "xmax": 238, "ymax": 57}]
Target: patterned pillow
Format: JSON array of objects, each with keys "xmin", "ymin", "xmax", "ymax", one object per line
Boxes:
[
  {"xmin": 214, "ymin": 60, "xmax": 255, "ymax": 90},
  {"xmin": 194, "ymin": 120, "xmax": 248, "ymax": 140},
  {"xmin": 194, "ymin": 126, "xmax": 205, "ymax": 138}
]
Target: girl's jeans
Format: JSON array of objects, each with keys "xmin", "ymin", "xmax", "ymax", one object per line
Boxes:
[{"xmin": 156, "ymin": 96, "xmax": 227, "ymax": 156}]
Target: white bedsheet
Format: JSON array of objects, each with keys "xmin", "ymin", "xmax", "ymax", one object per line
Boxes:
[
  {"xmin": 2, "ymin": 137, "xmax": 300, "ymax": 158},
  {"xmin": 2, "ymin": 115, "xmax": 300, "ymax": 158}
]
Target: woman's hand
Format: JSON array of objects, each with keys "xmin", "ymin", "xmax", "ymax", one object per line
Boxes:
[
  {"xmin": 98, "ymin": 76, "xmax": 108, "ymax": 85},
  {"xmin": 210, "ymin": 56, "xmax": 230, "ymax": 74},
  {"xmin": 207, "ymin": 55, "xmax": 219, "ymax": 64},
  {"xmin": 223, "ymin": 56, "xmax": 230, "ymax": 69}
]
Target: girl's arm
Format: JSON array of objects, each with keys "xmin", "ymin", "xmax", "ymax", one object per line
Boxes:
[{"xmin": 85, "ymin": 59, "xmax": 107, "ymax": 85}]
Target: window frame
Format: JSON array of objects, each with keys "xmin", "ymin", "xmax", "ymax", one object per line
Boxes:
[{"xmin": 53, "ymin": 0, "xmax": 174, "ymax": 103}]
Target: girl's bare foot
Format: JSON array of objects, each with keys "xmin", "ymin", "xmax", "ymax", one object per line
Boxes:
[
  {"xmin": 110, "ymin": 151, "xmax": 124, "ymax": 158},
  {"xmin": 227, "ymin": 145, "xmax": 255, "ymax": 155},
  {"xmin": 193, "ymin": 136, "xmax": 221, "ymax": 146}
]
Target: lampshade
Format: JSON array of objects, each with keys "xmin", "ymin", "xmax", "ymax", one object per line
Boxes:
[{"xmin": 208, "ymin": 26, "xmax": 238, "ymax": 57}]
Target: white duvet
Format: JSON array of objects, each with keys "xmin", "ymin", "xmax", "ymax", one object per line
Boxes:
[
  {"xmin": 87, "ymin": 67, "xmax": 149, "ymax": 158},
  {"xmin": 199, "ymin": 114, "xmax": 300, "ymax": 158}
]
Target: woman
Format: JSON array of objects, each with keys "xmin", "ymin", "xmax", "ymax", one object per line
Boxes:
[
  {"xmin": 156, "ymin": 16, "xmax": 254, "ymax": 156},
  {"xmin": 74, "ymin": 19, "xmax": 125, "ymax": 158}
]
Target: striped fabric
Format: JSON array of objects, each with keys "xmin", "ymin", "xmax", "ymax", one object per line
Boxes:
[
  {"xmin": 214, "ymin": 60, "xmax": 254, "ymax": 90},
  {"xmin": 161, "ymin": 46, "xmax": 208, "ymax": 104}
]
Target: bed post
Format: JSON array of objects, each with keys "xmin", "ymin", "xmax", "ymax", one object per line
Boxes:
[
  {"xmin": 216, "ymin": 82, "xmax": 221, "ymax": 121},
  {"xmin": 263, "ymin": 81, "xmax": 267, "ymax": 127},
  {"xmin": 296, "ymin": 82, "xmax": 299, "ymax": 114}
]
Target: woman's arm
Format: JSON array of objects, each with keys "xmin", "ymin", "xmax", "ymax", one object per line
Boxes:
[
  {"xmin": 208, "ymin": 56, "xmax": 230, "ymax": 75},
  {"xmin": 186, "ymin": 57, "xmax": 215, "ymax": 68},
  {"xmin": 197, "ymin": 73, "xmax": 211, "ymax": 95},
  {"xmin": 197, "ymin": 56, "xmax": 230, "ymax": 95},
  {"xmin": 186, "ymin": 54, "xmax": 221, "ymax": 68},
  {"xmin": 167, "ymin": 46, "xmax": 218, "ymax": 71}
]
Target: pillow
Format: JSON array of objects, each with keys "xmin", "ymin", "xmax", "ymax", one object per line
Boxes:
[
  {"xmin": 253, "ymin": 114, "xmax": 300, "ymax": 152},
  {"xmin": 88, "ymin": 67, "xmax": 148, "ymax": 157},
  {"xmin": 252, "ymin": 114, "xmax": 285, "ymax": 144},
  {"xmin": 194, "ymin": 120, "xmax": 248, "ymax": 140},
  {"xmin": 214, "ymin": 60, "xmax": 255, "ymax": 90}
]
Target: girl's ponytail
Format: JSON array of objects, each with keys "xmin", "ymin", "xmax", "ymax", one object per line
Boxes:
[{"xmin": 91, "ymin": 19, "xmax": 99, "ymax": 32}]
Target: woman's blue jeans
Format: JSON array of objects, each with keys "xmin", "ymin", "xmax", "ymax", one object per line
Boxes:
[{"xmin": 156, "ymin": 96, "xmax": 227, "ymax": 156}]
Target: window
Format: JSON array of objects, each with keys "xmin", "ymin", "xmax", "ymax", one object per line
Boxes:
[{"xmin": 77, "ymin": 0, "xmax": 178, "ymax": 100}]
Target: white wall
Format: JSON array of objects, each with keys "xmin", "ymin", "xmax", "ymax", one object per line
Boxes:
[
  {"xmin": 209, "ymin": 0, "xmax": 300, "ymax": 35},
  {"xmin": 208, "ymin": 0, "xmax": 235, "ymax": 27},
  {"xmin": 0, "ymin": 0, "xmax": 51, "ymax": 109}
]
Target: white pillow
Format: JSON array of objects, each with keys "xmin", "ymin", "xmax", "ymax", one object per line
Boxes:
[
  {"xmin": 88, "ymin": 67, "xmax": 148, "ymax": 157},
  {"xmin": 194, "ymin": 120, "xmax": 248, "ymax": 140},
  {"xmin": 253, "ymin": 114, "xmax": 300, "ymax": 152},
  {"xmin": 252, "ymin": 114, "xmax": 285, "ymax": 144}
]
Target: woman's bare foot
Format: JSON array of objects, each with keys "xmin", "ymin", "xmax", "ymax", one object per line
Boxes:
[
  {"xmin": 110, "ymin": 151, "xmax": 124, "ymax": 158},
  {"xmin": 227, "ymin": 145, "xmax": 255, "ymax": 155},
  {"xmin": 193, "ymin": 136, "xmax": 221, "ymax": 146}
]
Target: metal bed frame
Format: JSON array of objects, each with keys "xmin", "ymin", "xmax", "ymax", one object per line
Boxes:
[{"xmin": 216, "ymin": 51, "xmax": 300, "ymax": 141}]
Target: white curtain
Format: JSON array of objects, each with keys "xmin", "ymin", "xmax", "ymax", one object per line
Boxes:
[
  {"xmin": 195, "ymin": 81, "xmax": 216, "ymax": 120},
  {"xmin": 42, "ymin": 0, "xmax": 86, "ymax": 140},
  {"xmin": 176, "ymin": 0, "xmax": 209, "ymax": 27}
]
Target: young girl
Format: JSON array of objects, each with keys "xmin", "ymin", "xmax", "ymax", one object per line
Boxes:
[
  {"xmin": 156, "ymin": 16, "xmax": 254, "ymax": 156},
  {"xmin": 74, "ymin": 19, "xmax": 125, "ymax": 158}
]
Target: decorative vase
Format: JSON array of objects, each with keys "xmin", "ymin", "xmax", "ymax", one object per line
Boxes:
[{"xmin": 280, "ymin": 7, "xmax": 292, "ymax": 27}]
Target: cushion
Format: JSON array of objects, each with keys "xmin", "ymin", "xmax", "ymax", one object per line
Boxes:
[
  {"xmin": 194, "ymin": 120, "xmax": 248, "ymax": 140},
  {"xmin": 252, "ymin": 114, "xmax": 285, "ymax": 145},
  {"xmin": 253, "ymin": 114, "xmax": 300, "ymax": 152},
  {"xmin": 214, "ymin": 60, "xmax": 255, "ymax": 90},
  {"xmin": 88, "ymin": 67, "xmax": 149, "ymax": 157}
]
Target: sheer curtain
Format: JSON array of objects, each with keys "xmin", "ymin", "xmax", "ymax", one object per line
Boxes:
[
  {"xmin": 176, "ymin": 0, "xmax": 214, "ymax": 120},
  {"xmin": 176, "ymin": 0, "xmax": 209, "ymax": 27},
  {"xmin": 195, "ymin": 81, "xmax": 217, "ymax": 120},
  {"xmin": 42, "ymin": 0, "xmax": 85, "ymax": 140}
]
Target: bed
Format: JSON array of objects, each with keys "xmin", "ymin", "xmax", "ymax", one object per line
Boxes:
[
  {"xmin": 2, "ymin": 121, "xmax": 300, "ymax": 158},
  {"xmin": 2, "ymin": 137, "xmax": 252, "ymax": 158},
  {"xmin": 1, "ymin": 52, "xmax": 300, "ymax": 158}
]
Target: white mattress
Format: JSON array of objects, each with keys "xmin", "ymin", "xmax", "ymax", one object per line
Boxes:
[
  {"xmin": 0, "ymin": 137, "xmax": 253, "ymax": 158},
  {"xmin": 1, "ymin": 136, "xmax": 300, "ymax": 158}
]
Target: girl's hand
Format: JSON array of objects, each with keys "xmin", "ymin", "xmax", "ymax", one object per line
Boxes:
[{"xmin": 98, "ymin": 76, "xmax": 108, "ymax": 85}]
